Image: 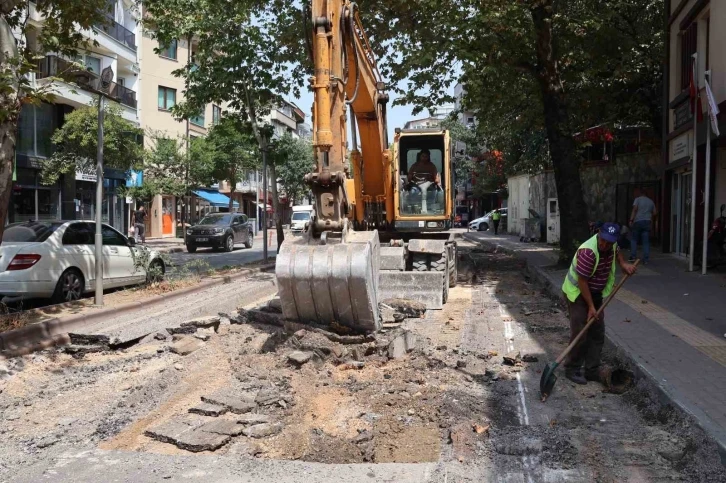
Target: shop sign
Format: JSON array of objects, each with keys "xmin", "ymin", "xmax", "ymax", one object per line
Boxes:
[
  {"xmin": 671, "ymin": 133, "xmax": 690, "ymax": 162},
  {"xmin": 76, "ymin": 172, "xmax": 96, "ymax": 182}
]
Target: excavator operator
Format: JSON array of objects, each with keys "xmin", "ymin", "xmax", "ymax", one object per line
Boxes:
[{"xmin": 407, "ymin": 149, "xmax": 441, "ymax": 185}]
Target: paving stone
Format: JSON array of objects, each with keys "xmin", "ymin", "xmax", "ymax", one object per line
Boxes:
[
  {"xmin": 202, "ymin": 392, "xmax": 256, "ymax": 414},
  {"xmin": 198, "ymin": 418, "xmax": 246, "ymax": 436},
  {"xmin": 188, "ymin": 402, "xmax": 228, "ymax": 417},
  {"xmin": 255, "ymin": 388, "xmax": 291, "ymax": 406},
  {"xmin": 388, "ymin": 331, "xmax": 417, "ymax": 359},
  {"xmin": 144, "ymin": 417, "xmax": 199, "ymax": 444},
  {"xmin": 170, "ymin": 336, "xmax": 205, "ymax": 356},
  {"xmin": 171, "ymin": 428, "xmax": 231, "ymax": 452},
  {"xmin": 287, "ymin": 351, "xmax": 313, "ymax": 366},
  {"xmin": 180, "ymin": 316, "xmax": 221, "ymax": 328},
  {"xmin": 242, "ymin": 422, "xmax": 283, "ymax": 438},
  {"xmin": 237, "ymin": 414, "xmax": 273, "ymax": 425}
]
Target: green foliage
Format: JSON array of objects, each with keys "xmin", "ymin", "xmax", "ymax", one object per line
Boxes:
[
  {"xmin": 127, "ymin": 131, "xmax": 214, "ymax": 199},
  {"xmin": 268, "ymin": 132, "xmax": 314, "ymax": 205},
  {"xmin": 1, "ymin": 0, "xmax": 112, "ymax": 124},
  {"xmin": 40, "ymin": 101, "xmax": 143, "ymax": 185},
  {"xmin": 206, "ymin": 115, "xmax": 259, "ymax": 203}
]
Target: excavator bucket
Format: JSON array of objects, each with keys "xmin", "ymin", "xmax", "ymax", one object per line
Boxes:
[{"xmin": 275, "ymin": 230, "xmax": 381, "ymax": 333}]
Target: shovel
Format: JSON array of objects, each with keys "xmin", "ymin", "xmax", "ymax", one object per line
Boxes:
[{"xmin": 540, "ymin": 259, "xmax": 639, "ymax": 402}]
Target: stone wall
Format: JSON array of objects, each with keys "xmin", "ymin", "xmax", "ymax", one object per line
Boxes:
[
  {"xmin": 507, "ymin": 150, "xmax": 662, "ymax": 236},
  {"xmin": 579, "ymin": 151, "xmax": 662, "ymax": 223}
]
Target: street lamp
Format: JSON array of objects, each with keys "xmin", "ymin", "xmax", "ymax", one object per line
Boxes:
[{"xmin": 93, "ymin": 65, "xmax": 115, "ymax": 306}]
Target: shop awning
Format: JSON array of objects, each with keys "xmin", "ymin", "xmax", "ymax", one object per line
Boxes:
[
  {"xmin": 253, "ymin": 201, "xmax": 273, "ymax": 211},
  {"xmin": 193, "ymin": 189, "xmax": 239, "ymax": 208}
]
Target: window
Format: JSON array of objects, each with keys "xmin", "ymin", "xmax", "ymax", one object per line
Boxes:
[
  {"xmin": 158, "ymin": 86, "xmax": 176, "ymax": 110},
  {"xmin": 160, "ymin": 40, "xmax": 178, "ymax": 60},
  {"xmin": 101, "ymin": 225, "xmax": 128, "ymax": 246},
  {"xmin": 680, "ymin": 22, "xmax": 697, "ymax": 90},
  {"xmin": 4, "ymin": 222, "xmax": 62, "ymax": 243},
  {"xmin": 62, "ymin": 223, "xmax": 93, "ymax": 245},
  {"xmin": 117, "ymin": 77, "xmax": 125, "ymax": 87},
  {"xmin": 190, "ymin": 110, "xmax": 205, "ymax": 127},
  {"xmin": 213, "ymin": 105, "xmax": 222, "ymax": 125},
  {"xmin": 16, "ymin": 102, "xmax": 56, "ymax": 157},
  {"xmin": 233, "ymin": 215, "xmax": 245, "ymax": 225}
]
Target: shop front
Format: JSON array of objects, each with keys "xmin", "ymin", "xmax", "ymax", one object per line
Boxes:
[
  {"xmin": 9, "ymin": 166, "xmax": 61, "ymax": 224},
  {"xmin": 74, "ymin": 170, "xmax": 128, "ymax": 233}
]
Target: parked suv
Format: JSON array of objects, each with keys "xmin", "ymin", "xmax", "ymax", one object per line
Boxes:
[{"xmin": 186, "ymin": 213, "xmax": 253, "ymax": 253}]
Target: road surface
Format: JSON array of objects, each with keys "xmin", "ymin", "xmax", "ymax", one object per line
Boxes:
[{"xmin": 167, "ymin": 240, "xmax": 279, "ymax": 273}]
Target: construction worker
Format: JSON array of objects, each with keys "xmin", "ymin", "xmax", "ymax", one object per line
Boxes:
[
  {"xmin": 561, "ymin": 223, "xmax": 637, "ymax": 385},
  {"xmin": 492, "ymin": 209, "xmax": 501, "ymax": 235}
]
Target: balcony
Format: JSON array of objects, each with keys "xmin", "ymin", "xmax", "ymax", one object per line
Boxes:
[
  {"xmin": 94, "ymin": 15, "xmax": 136, "ymax": 51},
  {"xmin": 37, "ymin": 56, "xmax": 137, "ymax": 109}
]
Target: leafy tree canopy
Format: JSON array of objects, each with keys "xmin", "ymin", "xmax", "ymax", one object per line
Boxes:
[
  {"xmin": 269, "ymin": 132, "xmax": 314, "ymax": 206},
  {"xmin": 40, "ymin": 101, "xmax": 143, "ymax": 185}
]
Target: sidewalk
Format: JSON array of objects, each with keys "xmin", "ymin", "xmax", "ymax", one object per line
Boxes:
[
  {"xmin": 144, "ymin": 231, "xmax": 280, "ymax": 254},
  {"xmin": 463, "ymin": 230, "xmax": 726, "ymax": 460}
]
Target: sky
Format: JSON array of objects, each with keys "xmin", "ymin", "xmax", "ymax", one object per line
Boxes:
[{"xmin": 291, "ymin": 83, "xmax": 434, "ymax": 145}]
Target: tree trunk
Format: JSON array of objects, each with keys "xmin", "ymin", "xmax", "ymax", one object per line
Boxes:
[
  {"xmin": 530, "ymin": 2, "xmax": 590, "ymax": 261},
  {"xmin": 268, "ymin": 162, "xmax": 285, "ymax": 250},
  {"xmin": 229, "ymin": 167, "xmax": 236, "ymax": 212},
  {"xmin": 0, "ymin": 13, "xmax": 21, "ymax": 241},
  {"xmin": 0, "ymin": 124, "xmax": 16, "ymax": 241}
]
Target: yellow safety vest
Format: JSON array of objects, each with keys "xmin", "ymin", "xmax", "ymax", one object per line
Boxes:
[
  {"xmin": 492, "ymin": 212, "xmax": 501, "ymax": 220},
  {"xmin": 561, "ymin": 235, "xmax": 617, "ymax": 303}
]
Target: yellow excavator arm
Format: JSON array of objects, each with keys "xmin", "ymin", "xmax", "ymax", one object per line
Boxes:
[
  {"xmin": 307, "ymin": 0, "xmax": 392, "ymax": 233},
  {"xmin": 275, "ymin": 1, "xmax": 457, "ymax": 334}
]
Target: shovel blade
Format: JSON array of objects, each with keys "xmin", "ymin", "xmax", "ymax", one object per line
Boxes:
[{"xmin": 540, "ymin": 361, "xmax": 559, "ymax": 400}]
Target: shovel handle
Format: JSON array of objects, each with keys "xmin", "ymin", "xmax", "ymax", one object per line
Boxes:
[{"xmin": 555, "ymin": 259, "xmax": 640, "ymax": 365}]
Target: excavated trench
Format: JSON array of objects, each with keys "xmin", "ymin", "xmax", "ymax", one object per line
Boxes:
[{"xmin": 0, "ymin": 243, "xmax": 725, "ymax": 481}]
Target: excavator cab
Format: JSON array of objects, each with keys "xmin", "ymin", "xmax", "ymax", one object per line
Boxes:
[{"xmin": 393, "ymin": 129, "xmax": 453, "ymax": 230}]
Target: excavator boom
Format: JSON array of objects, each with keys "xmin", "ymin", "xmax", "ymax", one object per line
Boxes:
[{"xmin": 275, "ymin": 0, "xmax": 457, "ymax": 333}]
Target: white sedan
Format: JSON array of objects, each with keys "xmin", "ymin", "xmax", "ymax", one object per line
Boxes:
[{"xmin": 0, "ymin": 221, "xmax": 165, "ymax": 303}]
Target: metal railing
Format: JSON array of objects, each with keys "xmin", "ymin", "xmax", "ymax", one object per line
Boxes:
[
  {"xmin": 36, "ymin": 56, "xmax": 137, "ymax": 109},
  {"xmin": 94, "ymin": 15, "xmax": 136, "ymax": 51}
]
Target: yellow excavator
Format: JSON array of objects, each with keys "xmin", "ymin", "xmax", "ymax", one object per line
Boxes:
[{"xmin": 276, "ymin": 0, "xmax": 457, "ymax": 332}]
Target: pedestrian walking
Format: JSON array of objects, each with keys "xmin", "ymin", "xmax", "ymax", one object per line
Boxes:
[
  {"xmin": 629, "ymin": 188, "xmax": 657, "ymax": 264},
  {"xmin": 133, "ymin": 205, "xmax": 147, "ymax": 244},
  {"xmin": 561, "ymin": 223, "xmax": 637, "ymax": 384},
  {"xmin": 492, "ymin": 209, "xmax": 501, "ymax": 235}
]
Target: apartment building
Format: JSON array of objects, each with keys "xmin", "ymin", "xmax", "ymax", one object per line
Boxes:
[
  {"xmin": 218, "ymin": 100, "xmax": 308, "ymax": 228},
  {"xmin": 13, "ymin": 0, "xmax": 140, "ymax": 233},
  {"xmin": 12, "ymin": 1, "xmax": 225, "ymax": 238},
  {"xmin": 403, "ymin": 103, "xmax": 456, "ymax": 130},
  {"xmin": 663, "ymin": 0, "xmax": 726, "ymax": 258}
]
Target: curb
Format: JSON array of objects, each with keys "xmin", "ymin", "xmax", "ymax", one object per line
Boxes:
[
  {"xmin": 0, "ymin": 262, "xmax": 276, "ymax": 358},
  {"xmin": 465, "ymin": 233, "xmax": 726, "ymax": 465}
]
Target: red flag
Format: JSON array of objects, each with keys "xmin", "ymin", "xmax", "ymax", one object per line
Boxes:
[{"xmin": 690, "ymin": 62, "xmax": 704, "ymax": 122}]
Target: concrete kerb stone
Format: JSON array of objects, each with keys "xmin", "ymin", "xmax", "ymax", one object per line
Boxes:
[
  {"xmin": 0, "ymin": 262, "xmax": 276, "ymax": 358},
  {"xmin": 465, "ymin": 234, "xmax": 726, "ymax": 465}
]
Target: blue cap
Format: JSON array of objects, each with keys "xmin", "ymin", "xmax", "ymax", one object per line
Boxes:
[{"xmin": 599, "ymin": 222, "xmax": 620, "ymax": 243}]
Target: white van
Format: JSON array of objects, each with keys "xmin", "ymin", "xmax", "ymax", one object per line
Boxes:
[{"xmin": 291, "ymin": 205, "xmax": 314, "ymax": 233}]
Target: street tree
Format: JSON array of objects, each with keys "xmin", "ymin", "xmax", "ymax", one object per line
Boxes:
[
  {"xmin": 356, "ymin": 0, "xmax": 664, "ymax": 257},
  {"xmin": 40, "ymin": 101, "xmax": 143, "ymax": 184},
  {"xmin": 0, "ymin": 0, "xmax": 114, "ymax": 238},
  {"xmin": 125, "ymin": 131, "xmax": 214, "ymax": 205},
  {"xmin": 141, "ymin": 0, "xmax": 308, "ymax": 245},
  {"xmin": 269, "ymin": 132, "xmax": 314, "ymax": 208},
  {"xmin": 206, "ymin": 116, "xmax": 260, "ymax": 212}
]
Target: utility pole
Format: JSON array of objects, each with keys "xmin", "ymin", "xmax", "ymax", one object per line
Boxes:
[
  {"xmin": 262, "ymin": 145, "xmax": 268, "ymax": 263},
  {"xmin": 183, "ymin": 34, "xmax": 192, "ymax": 243},
  {"xmin": 94, "ymin": 93, "xmax": 105, "ymax": 306}
]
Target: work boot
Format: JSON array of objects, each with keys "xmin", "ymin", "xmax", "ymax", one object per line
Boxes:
[{"xmin": 565, "ymin": 369, "xmax": 587, "ymax": 385}]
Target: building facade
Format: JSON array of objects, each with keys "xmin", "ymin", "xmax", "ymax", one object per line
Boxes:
[
  {"xmin": 12, "ymin": 0, "xmax": 141, "ymax": 234},
  {"xmin": 664, "ymin": 0, "xmax": 726, "ymax": 257}
]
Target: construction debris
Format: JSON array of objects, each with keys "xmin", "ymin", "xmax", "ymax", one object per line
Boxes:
[
  {"xmin": 287, "ymin": 351, "xmax": 313, "ymax": 366},
  {"xmin": 189, "ymin": 403, "xmax": 228, "ymax": 417},
  {"xmin": 502, "ymin": 350, "xmax": 521, "ymax": 365},
  {"xmin": 170, "ymin": 336, "xmax": 205, "ymax": 356},
  {"xmin": 242, "ymin": 422, "xmax": 283, "ymax": 438}
]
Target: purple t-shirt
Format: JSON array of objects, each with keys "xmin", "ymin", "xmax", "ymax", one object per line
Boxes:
[{"xmin": 576, "ymin": 246, "xmax": 616, "ymax": 293}]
